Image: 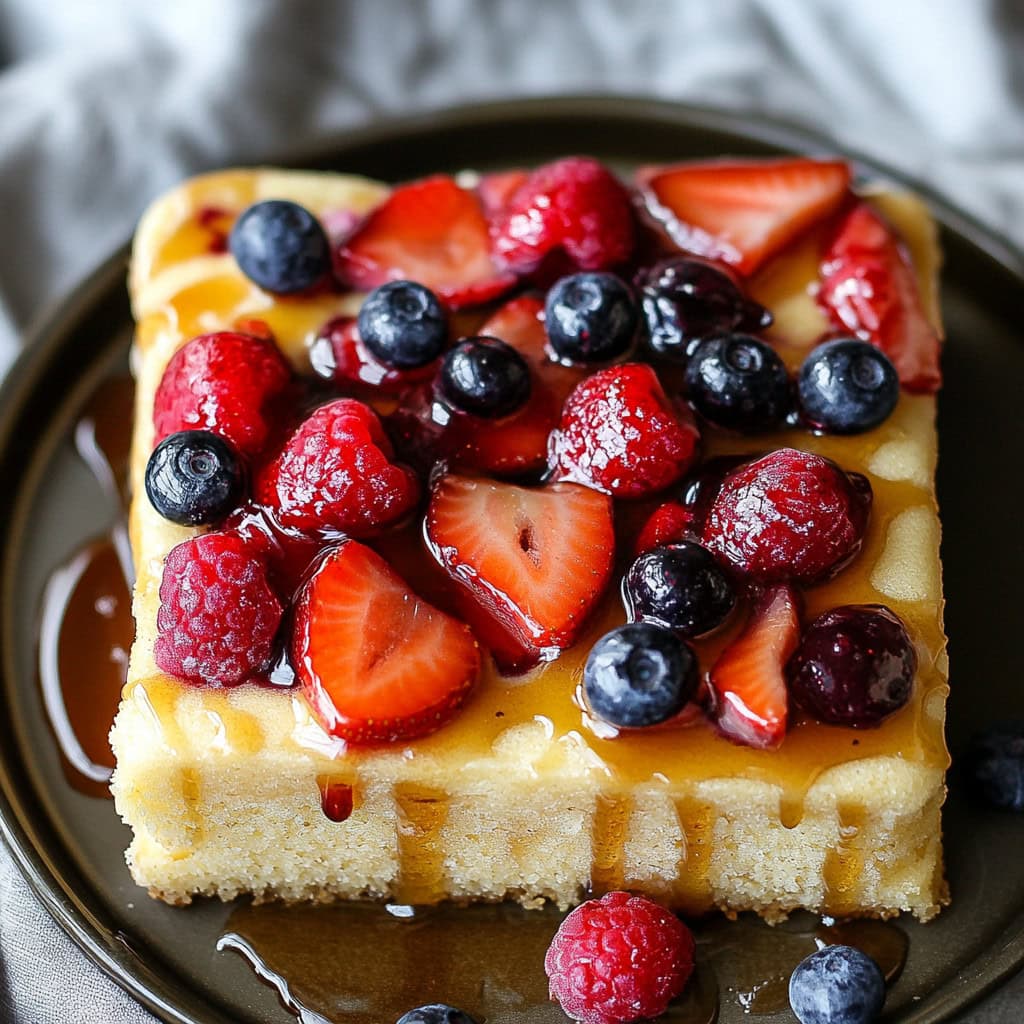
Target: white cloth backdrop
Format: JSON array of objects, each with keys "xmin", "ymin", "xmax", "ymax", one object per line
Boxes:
[{"xmin": 1, "ymin": 1, "xmax": 1022, "ymax": 1021}]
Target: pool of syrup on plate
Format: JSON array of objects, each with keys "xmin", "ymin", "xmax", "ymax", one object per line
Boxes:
[{"xmin": 38, "ymin": 374, "xmax": 911, "ymax": 1022}]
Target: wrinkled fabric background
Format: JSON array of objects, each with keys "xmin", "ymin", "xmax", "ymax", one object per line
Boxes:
[{"xmin": 1, "ymin": 1, "xmax": 1022, "ymax": 1021}]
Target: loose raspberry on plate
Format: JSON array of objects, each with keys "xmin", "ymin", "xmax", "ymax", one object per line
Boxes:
[
  {"xmin": 818, "ymin": 201, "xmax": 942, "ymax": 393},
  {"xmin": 490, "ymin": 157, "xmax": 636, "ymax": 276},
  {"xmin": 701, "ymin": 448, "xmax": 872, "ymax": 583},
  {"xmin": 153, "ymin": 331, "xmax": 292, "ymax": 459},
  {"xmin": 425, "ymin": 475, "xmax": 615, "ymax": 656},
  {"xmin": 154, "ymin": 533, "xmax": 283, "ymax": 686},
  {"xmin": 549, "ymin": 363, "xmax": 700, "ymax": 498},
  {"xmin": 336, "ymin": 175, "xmax": 517, "ymax": 309},
  {"xmin": 544, "ymin": 891, "xmax": 695, "ymax": 1024},
  {"xmin": 258, "ymin": 398, "xmax": 419, "ymax": 536},
  {"xmin": 293, "ymin": 541, "xmax": 479, "ymax": 743},
  {"xmin": 637, "ymin": 157, "xmax": 852, "ymax": 276},
  {"xmin": 709, "ymin": 583, "xmax": 800, "ymax": 749}
]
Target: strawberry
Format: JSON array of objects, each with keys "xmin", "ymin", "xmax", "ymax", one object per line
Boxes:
[
  {"xmin": 637, "ymin": 157, "xmax": 852, "ymax": 276},
  {"xmin": 709, "ymin": 584, "xmax": 801, "ymax": 749},
  {"xmin": 153, "ymin": 331, "xmax": 292, "ymax": 459},
  {"xmin": 635, "ymin": 501, "xmax": 695, "ymax": 555},
  {"xmin": 490, "ymin": 157, "xmax": 636, "ymax": 276},
  {"xmin": 309, "ymin": 316, "xmax": 437, "ymax": 394},
  {"xmin": 293, "ymin": 541, "xmax": 480, "ymax": 743},
  {"xmin": 477, "ymin": 169, "xmax": 529, "ymax": 218},
  {"xmin": 818, "ymin": 201, "xmax": 942, "ymax": 393},
  {"xmin": 258, "ymin": 398, "xmax": 420, "ymax": 536},
  {"xmin": 549, "ymin": 363, "xmax": 700, "ymax": 499},
  {"xmin": 336, "ymin": 175, "xmax": 516, "ymax": 309},
  {"xmin": 425, "ymin": 475, "xmax": 615, "ymax": 654}
]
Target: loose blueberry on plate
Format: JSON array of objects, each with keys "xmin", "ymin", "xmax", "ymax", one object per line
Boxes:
[
  {"xmin": 545, "ymin": 271, "xmax": 637, "ymax": 363},
  {"xmin": 685, "ymin": 333, "xmax": 790, "ymax": 432},
  {"xmin": 229, "ymin": 199, "xmax": 331, "ymax": 294},
  {"xmin": 396, "ymin": 1005, "xmax": 479, "ymax": 1024},
  {"xmin": 787, "ymin": 604, "xmax": 916, "ymax": 727},
  {"xmin": 789, "ymin": 945, "xmax": 885, "ymax": 1024},
  {"xmin": 438, "ymin": 336, "xmax": 531, "ymax": 418},
  {"xmin": 357, "ymin": 280, "xmax": 448, "ymax": 369},
  {"xmin": 964, "ymin": 725, "xmax": 1024, "ymax": 811},
  {"xmin": 145, "ymin": 430, "xmax": 245, "ymax": 526},
  {"xmin": 624, "ymin": 542, "xmax": 735, "ymax": 637},
  {"xmin": 638, "ymin": 257, "xmax": 772, "ymax": 360},
  {"xmin": 583, "ymin": 622, "xmax": 698, "ymax": 728},
  {"xmin": 798, "ymin": 338, "xmax": 900, "ymax": 434}
]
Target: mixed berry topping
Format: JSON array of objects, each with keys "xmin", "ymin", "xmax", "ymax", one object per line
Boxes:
[
  {"xmin": 638, "ymin": 256, "xmax": 772, "ymax": 360},
  {"xmin": 798, "ymin": 338, "xmax": 900, "ymax": 434},
  {"xmin": 148, "ymin": 154, "xmax": 936, "ymax": 754},
  {"xmin": 549, "ymin": 363, "xmax": 700, "ymax": 498},
  {"xmin": 154, "ymin": 534, "xmax": 283, "ymax": 686},
  {"xmin": 544, "ymin": 272, "xmax": 637, "ymax": 364},
  {"xmin": 437, "ymin": 336, "xmax": 531, "ymax": 418},
  {"xmin": 583, "ymin": 622, "xmax": 698, "ymax": 729},
  {"xmin": 623, "ymin": 542, "xmax": 734, "ymax": 638},
  {"xmin": 788, "ymin": 945, "xmax": 886, "ymax": 1024},
  {"xmin": 787, "ymin": 605, "xmax": 917, "ymax": 728},
  {"xmin": 145, "ymin": 430, "xmax": 245, "ymax": 526},
  {"xmin": 965, "ymin": 725, "xmax": 1024, "ymax": 811},
  {"xmin": 684, "ymin": 333, "xmax": 790, "ymax": 432},
  {"xmin": 229, "ymin": 199, "xmax": 332, "ymax": 294},
  {"xmin": 701, "ymin": 449, "xmax": 872, "ymax": 583},
  {"xmin": 544, "ymin": 891, "xmax": 695, "ymax": 1024},
  {"xmin": 152, "ymin": 330, "xmax": 291, "ymax": 459}
]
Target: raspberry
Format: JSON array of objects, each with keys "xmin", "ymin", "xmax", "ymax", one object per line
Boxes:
[
  {"xmin": 702, "ymin": 448, "xmax": 872, "ymax": 583},
  {"xmin": 490, "ymin": 157, "xmax": 635, "ymax": 275},
  {"xmin": 258, "ymin": 398, "xmax": 420, "ymax": 535},
  {"xmin": 154, "ymin": 534, "xmax": 283, "ymax": 686},
  {"xmin": 549, "ymin": 363, "xmax": 700, "ymax": 498},
  {"xmin": 153, "ymin": 331, "xmax": 292, "ymax": 458},
  {"xmin": 544, "ymin": 891, "xmax": 695, "ymax": 1024}
]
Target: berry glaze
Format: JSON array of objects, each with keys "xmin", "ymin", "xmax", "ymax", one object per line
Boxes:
[{"xmin": 123, "ymin": 166, "xmax": 949, "ymax": 914}]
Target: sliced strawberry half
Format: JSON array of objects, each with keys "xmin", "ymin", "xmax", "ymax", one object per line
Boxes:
[
  {"xmin": 637, "ymin": 158, "xmax": 852, "ymax": 276},
  {"xmin": 293, "ymin": 541, "xmax": 480, "ymax": 744},
  {"xmin": 708, "ymin": 584, "xmax": 801, "ymax": 749},
  {"xmin": 425, "ymin": 475, "xmax": 615, "ymax": 654},
  {"xmin": 818, "ymin": 201, "xmax": 942, "ymax": 393},
  {"xmin": 336, "ymin": 175, "xmax": 517, "ymax": 309},
  {"xmin": 453, "ymin": 296, "xmax": 586, "ymax": 476}
]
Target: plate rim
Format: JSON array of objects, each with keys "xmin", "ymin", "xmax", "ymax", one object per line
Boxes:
[{"xmin": 2, "ymin": 93, "xmax": 1023, "ymax": 1024}]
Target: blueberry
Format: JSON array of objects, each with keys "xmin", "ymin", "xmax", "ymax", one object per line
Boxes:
[
  {"xmin": 638, "ymin": 257, "xmax": 772, "ymax": 360},
  {"xmin": 787, "ymin": 605, "xmax": 916, "ymax": 728},
  {"xmin": 396, "ymin": 1006, "xmax": 478, "ymax": 1024},
  {"xmin": 229, "ymin": 200, "xmax": 331, "ymax": 294},
  {"xmin": 438, "ymin": 336, "xmax": 531, "ymax": 418},
  {"xmin": 624, "ymin": 543, "xmax": 735, "ymax": 637},
  {"xmin": 789, "ymin": 945, "xmax": 885, "ymax": 1024},
  {"xmin": 798, "ymin": 338, "xmax": 899, "ymax": 434},
  {"xmin": 145, "ymin": 430, "xmax": 245, "ymax": 526},
  {"xmin": 965, "ymin": 725, "xmax": 1024, "ymax": 810},
  {"xmin": 583, "ymin": 622, "xmax": 698, "ymax": 728},
  {"xmin": 685, "ymin": 334, "xmax": 790, "ymax": 432},
  {"xmin": 545, "ymin": 272, "xmax": 637, "ymax": 363},
  {"xmin": 358, "ymin": 281, "xmax": 447, "ymax": 369}
]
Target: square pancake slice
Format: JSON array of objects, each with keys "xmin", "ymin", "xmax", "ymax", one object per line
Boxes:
[{"xmin": 111, "ymin": 166, "xmax": 949, "ymax": 921}]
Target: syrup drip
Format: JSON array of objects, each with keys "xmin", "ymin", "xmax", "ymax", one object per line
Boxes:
[
  {"xmin": 317, "ymin": 776, "xmax": 356, "ymax": 823},
  {"xmin": 393, "ymin": 785, "xmax": 449, "ymax": 905},
  {"xmin": 589, "ymin": 793, "xmax": 632, "ymax": 895},
  {"xmin": 218, "ymin": 900, "xmax": 908, "ymax": 1023},
  {"xmin": 37, "ymin": 375, "xmax": 135, "ymax": 798},
  {"xmin": 672, "ymin": 797, "xmax": 715, "ymax": 914}
]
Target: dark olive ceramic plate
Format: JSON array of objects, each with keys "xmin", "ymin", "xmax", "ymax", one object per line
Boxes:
[{"xmin": 3, "ymin": 97, "xmax": 1024, "ymax": 1024}]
